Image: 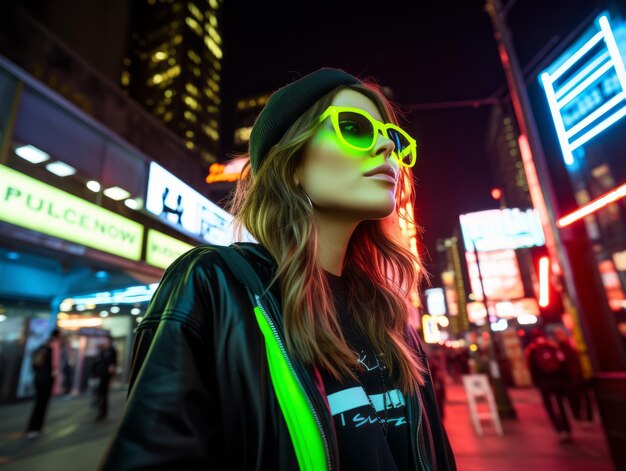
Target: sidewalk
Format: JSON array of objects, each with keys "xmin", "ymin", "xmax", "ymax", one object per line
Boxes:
[
  {"xmin": 0, "ymin": 382, "xmax": 616, "ymax": 470},
  {"xmin": 443, "ymin": 381, "xmax": 614, "ymax": 470},
  {"xmin": 0, "ymin": 387, "xmax": 127, "ymax": 470}
]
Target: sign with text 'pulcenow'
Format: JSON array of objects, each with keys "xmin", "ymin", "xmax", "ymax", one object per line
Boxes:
[{"xmin": 0, "ymin": 164, "xmax": 143, "ymax": 260}]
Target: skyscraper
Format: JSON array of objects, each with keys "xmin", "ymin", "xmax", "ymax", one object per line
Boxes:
[
  {"xmin": 485, "ymin": 103, "xmax": 532, "ymax": 210},
  {"xmin": 123, "ymin": 0, "xmax": 223, "ymax": 167}
]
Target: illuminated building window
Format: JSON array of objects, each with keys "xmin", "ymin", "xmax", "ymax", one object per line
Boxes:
[
  {"xmin": 172, "ymin": 34, "xmax": 183, "ymax": 45},
  {"xmin": 188, "ymin": 50, "xmax": 201, "ymax": 64},
  {"xmin": 209, "ymin": 119, "xmax": 218, "ymax": 128},
  {"xmin": 164, "ymin": 112, "xmax": 173, "ymax": 122},
  {"xmin": 235, "ymin": 126, "xmax": 252, "ymax": 144},
  {"xmin": 184, "ymin": 110, "xmax": 197, "ymax": 122},
  {"xmin": 155, "ymin": 105, "xmax": 166, "ymax": 115},
  {"xmin": 207, "ymin": 12, "xmax": 217, "ymax": 26},
  {"xmin": 193, "ymin": 67, "xmax": 201, "ymax": 78},
  {"xmin": 186, "ymin": 17, "xmax": 203, "ymax": 37},
  {"xmin": 210, "ymin": 71, "xmax": 220, "ymax": 82},
  {"xmin": 185, "ymin": 140, "xmax": 195, "ymax": 149},
  {"xmin": 204, "ymin": 36, "xmax": 223, "ymax": 59},
  {"xmin": 208, "ymin": 78, "xmax": 219, "ymax": 92},
  {"xmin": 186, "ymin": 83, "xmax": 199, "ymax": 96},
  {"xmin": 168, "ymin": 57, "xmax": 176, "ymax": 66},
  {"xmin": 204, "ymin": 87, "xmax": 220, "ymax": 104},
  {"xmin": 184, "ymin": 94, "xmax": 199, "ymax": 110},
  {"xmin": 120, "ymin": 70, "xmax": 130, "ymax": 86},
  {"xmin": 152, "ymin": 51, "xmax": 168, "ymax": 62},
  {"xmin": 206, "ymin": 105, "xmax": 218, "ymax": 113},
  {"xmin": 205, "ymin": 24, "xmax": 222, "ymax": 45},
  {"xmin": 188, "ymin": 3, "xmax": 203, "ymax": 22},
  {"xmin": 237, "ymin": 100, "xmax": 245, "ymax": 110},
  {"xmin": 186, "ymin": 130, "xmax": 195, "ymax": 138},
  {"xmin": 202, "ymin": 124, "xmax": 219, "ymax": 140},
  {"xmin": 148, "ymin": 73, "xmax": 163, "ymax": 86},
  {"xmin": 208, "ymin": 0, "xmax": 219, "ymax": 9},
  {"xmin": 164, "ymin": 89, "xmax": 173, "ymax": 98}
]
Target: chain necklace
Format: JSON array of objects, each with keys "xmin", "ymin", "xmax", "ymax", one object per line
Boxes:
[{"xmin": 353, "ymin": 351, "xmax": 391, "ymax": 436}]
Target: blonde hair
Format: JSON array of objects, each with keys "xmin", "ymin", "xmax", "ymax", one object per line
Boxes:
[{"xmin": 227, "ymin": 82, "xmax": 427, "ymax": 393}]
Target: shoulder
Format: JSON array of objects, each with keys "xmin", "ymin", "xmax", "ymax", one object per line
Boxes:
[{"xmin": 164, "ymin": 243, "xmax": 275, "ymax": 278}]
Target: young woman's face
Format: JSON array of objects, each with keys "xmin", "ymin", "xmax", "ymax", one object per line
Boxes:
[{"xmin": 295, "ymin": 89, "xmax": 400, "ymax": 220}]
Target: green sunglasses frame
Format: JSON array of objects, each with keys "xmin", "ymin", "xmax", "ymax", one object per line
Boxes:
[{"xmin": 319, "ymin": 105, "xmax": 417, "ymax": 168}]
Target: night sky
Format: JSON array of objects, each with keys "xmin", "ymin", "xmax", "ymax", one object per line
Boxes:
[
  {"xmin": 220, "ymin": 0, "xmax": 607, "ymax": 270},
  {"xmin": 221, "ymin": 1, "xmax": 506, "ymax": 267}
]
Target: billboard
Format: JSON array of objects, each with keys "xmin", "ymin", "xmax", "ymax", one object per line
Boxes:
[
  {"xmin": 459, "ymin": 208, "xmax": 544, "ymax": 252},
  {"xmin": 146, "ymin": 162, "xmax": 237, "ymax": 245}
]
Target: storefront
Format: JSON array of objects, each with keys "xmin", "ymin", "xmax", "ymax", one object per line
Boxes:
[{"xmin": 0, "ymin": 56, "xmax": 236, "ymax": 403}]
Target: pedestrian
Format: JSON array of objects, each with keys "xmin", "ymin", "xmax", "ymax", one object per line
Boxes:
[
  {"xmin": 524, "ymin": 327, "xmax": 572, "ymax": 442},
  {"xmin": 552, "ymin": 326, "xmax": 594, "ymax": 423},
  {"xmin": 93, "ymin": 334, "xmax": 117, "ymax": 421},
  {"xmin": 100, "ymin": 68, "xmax": 456, "ymax": 470},
  {"xmin": 25, "ymin": 328, "xmax": 60, "ymax": 439}
]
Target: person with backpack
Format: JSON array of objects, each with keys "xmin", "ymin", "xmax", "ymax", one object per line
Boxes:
[
  {"xmin": 524, "ymin": 327, "xmax": 572, "ymax": 442},
  {"xmin": 25, "ymin": 328, "xmax": 60, "ymax": 439},
  {"xmin": 100, "ymin": 68, "xmax": 456, "ymax": 470}
]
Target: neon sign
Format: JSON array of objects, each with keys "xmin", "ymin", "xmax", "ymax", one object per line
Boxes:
[{"xmin": 541, "ymin": 13, "xmax": 626, "ymax": 165}]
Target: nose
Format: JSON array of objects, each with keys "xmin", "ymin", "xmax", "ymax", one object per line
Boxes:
[{"xmin": 372, "ymin": 132, "xmax": 396, "ymax": 163}]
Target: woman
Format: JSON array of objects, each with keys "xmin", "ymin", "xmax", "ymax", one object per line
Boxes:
[{"xmin": 100, "ymin": 68, "xmax": 456, "ymax": 470}]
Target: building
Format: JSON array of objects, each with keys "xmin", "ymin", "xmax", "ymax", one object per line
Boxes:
[
  {"xmin": 231, "ymin": 92, "xmax": 270, "ymax": 154},
  {"xmin": 122, "ymin": 0, "xmax": 224, "ymax": 166},
  {"xmin": 0, "ymin": 6, "xmax": 239, "ymax": 404},
  {"xmin": 485, "ymin": 103, "xmax": 533, "ymax": 210}
]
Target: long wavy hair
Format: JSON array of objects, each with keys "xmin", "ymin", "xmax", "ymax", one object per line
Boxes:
[{"xmin": 227, "ymin": 81, "xmax": 427, "ymax": 393}]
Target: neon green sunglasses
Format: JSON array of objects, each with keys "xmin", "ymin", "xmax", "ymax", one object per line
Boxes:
[{"xmin": 319, "ymin": 105, "xmax": 417, "ymax": 168}]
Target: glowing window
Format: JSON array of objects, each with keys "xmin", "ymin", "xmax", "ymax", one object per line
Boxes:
[
  {"xmin": 186, "ymin": 17, "xmax": 203, "ymax": 36},
  {"xmin": 188, "ymin": 3, "xmax": 203, "ymax": 22},
  {"xmin": 186, "ymin": 83, "xmax": 199, "ymax": 96}
]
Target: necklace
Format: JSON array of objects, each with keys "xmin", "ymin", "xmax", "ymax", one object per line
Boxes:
[{"xmin": 354, "ymin": 351, "xmax": 391, "ymax": 436}]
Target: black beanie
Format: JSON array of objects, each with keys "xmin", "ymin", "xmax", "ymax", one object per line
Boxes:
[{"xmin": 249, "ymin": 68, "xmax": 361, "ymax": 174}]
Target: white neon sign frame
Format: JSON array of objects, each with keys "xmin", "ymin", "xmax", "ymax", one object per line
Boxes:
[{"xmin": 540, "ymin": 14, "xmax": 626, "ymax": 165}]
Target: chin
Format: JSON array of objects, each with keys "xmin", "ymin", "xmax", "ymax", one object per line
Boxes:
[{"xmin": 363, "ymin": 200, "xmax": 396, "ymax": 220}]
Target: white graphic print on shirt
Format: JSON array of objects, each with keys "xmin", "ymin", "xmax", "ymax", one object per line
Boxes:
[{"xmin": 326, "ymin": 350, "xmax": 406, "ymax": 429}]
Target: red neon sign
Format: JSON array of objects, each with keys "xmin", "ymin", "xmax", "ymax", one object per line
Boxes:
[
  {"xmin": 557, "ymin": 183, "xmax": 626, "ymax": 227},
  {"xmin": 538, "ymin": 256, "xmax": 550, "ymax": 307}
]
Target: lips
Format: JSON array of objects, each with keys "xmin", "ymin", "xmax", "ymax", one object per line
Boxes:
[{"xmin": 363, "ymin": 164, "xmax": 397, "ymax": 181}]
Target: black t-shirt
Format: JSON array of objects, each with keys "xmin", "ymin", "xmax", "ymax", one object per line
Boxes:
[{"xmin": 321, "ymin": 271, "xmax": 413, "ymax": 471}]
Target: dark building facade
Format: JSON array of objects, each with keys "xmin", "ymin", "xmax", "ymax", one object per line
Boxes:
[{"xmin": 485, "ymin": 103, "xmax": 533, "ymax": 210}]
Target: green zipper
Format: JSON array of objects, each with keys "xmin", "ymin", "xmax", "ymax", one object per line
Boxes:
[{"xmin": 253, "ymin": 300, "xmax": 329, "ymax": 471}]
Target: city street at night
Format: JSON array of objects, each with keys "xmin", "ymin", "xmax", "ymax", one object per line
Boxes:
[{"xmin": 1, "ymin": 0, "xmax": 626, "ymax": 469}]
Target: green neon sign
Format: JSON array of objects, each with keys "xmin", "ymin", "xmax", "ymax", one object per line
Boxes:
[
  {"xmin": 146, "ymin": 229, "xmax": 195, "ymax": 269},
  {"xmin": 0, "ymin": 164, "xmax": 143, "ymax": 260}
]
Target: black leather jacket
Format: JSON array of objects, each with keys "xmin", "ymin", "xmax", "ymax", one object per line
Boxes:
[{"xmin": 99, "ymin": 243, "xmax": 456, "ymax": 470}]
